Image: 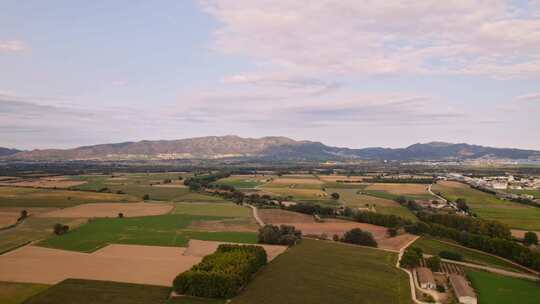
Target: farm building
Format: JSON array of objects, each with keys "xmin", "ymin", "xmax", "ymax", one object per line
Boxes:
[
  {"xmin": 449, "ymin": 274, "xmax": 477, "ymax": 304},
  {"xmin": 416, "ymin": 267, "xmax": 436, "ymax": 290}
]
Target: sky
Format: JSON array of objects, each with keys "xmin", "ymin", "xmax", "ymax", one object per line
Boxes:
[{"xmin": 1, "ymin": 0, "xmax": 539, "ymax": 150}]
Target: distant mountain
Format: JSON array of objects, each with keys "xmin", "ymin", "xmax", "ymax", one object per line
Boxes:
[
  {"xmin": 0, "ymin": 147, "xmax": 21, "ymax": 157},
  {"xmin": 4, "ymin": 137, "xmax": 540, "ymax": 161}
]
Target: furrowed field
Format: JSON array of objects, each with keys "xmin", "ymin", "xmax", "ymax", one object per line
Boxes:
[
  {"xmin": 231, "ymin": 239, "xmax": 412, "ymax": 304},
  {"xmin": 433, "ymin": 181, "xmax": 540, "ymax": 230}
]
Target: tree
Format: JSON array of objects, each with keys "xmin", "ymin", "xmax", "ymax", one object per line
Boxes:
[
  {"xmin": 342, "ymin": 228, "xmax": 377, "ymax": 247},
  {"xmin": 426, "ymin": 256, "xmax": 441, "ymax": 272},
  {"xmin": 257, "ymin": 224, "xmax": 301, "ymax": 246},
  {"xmin": 331, "ymin": 192, "xmax": 340, "ymax": 200},
  {"xmin": 400, "ymin": 247, "xmax": 422, "ymax": 268},
  {"xmin": 18, "ymin": 210, "xmax": 28, "ymax": 221},
  {"xmin": 387, "ymin": 227, "xmax": 398, "ymax": 237},
  {"xmin": 118, "ymin": 212, "xmax": 124, "ymax": 218},
  {"xmin": 53, "ymin": 223, "xmax": 69, "ymax": 235},
  {"xmin": 143, "ymin": 194, "xmax": 150, "ymax": 200},
  {"xmin": 439, "ymin": 251, "xmax": 463, "ymax": 261},
  {"xmin": 524, "ymin": 231, "xmax": 539, "ymax": 246},
  {"xmin": 456, "ymin": 198, "xmax": 469, "ymax": 212}
]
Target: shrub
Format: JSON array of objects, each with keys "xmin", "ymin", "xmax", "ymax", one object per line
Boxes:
[
  {"xmin": 524, "ymin": 231, "xmax": 538, "ymax": 246},
  {"xmin": 143, "ymin": 194, "xmax": 150, "ymax": 200},
  {"xmin": 436, "ymin": 284, "xmax": 445, "ymax": 292},
  {"xmin": 439, "ymin": 250, "xmax": 463, "ymax": 261},
  {"xmin": 387, "ymin": 227, "xmax": 398, "ymax": 237},
  {"xmin": 331, "ymin": 192, "xmax": 340, "ymax": 200},
  {"xmin": 118, "ymin": 212, "xmax": 124, "ymax": 218},
  {"xmin": 342, "ymin": 228, "xmax": 377, "ymax": 247},
  {"xmin": 53, "ymin": 223, "xmax": 69, "ymax": 235},
  {"xmin": 258, "ymin": 224, "xmax": 301, "ymax": 246},
  {"xmin": 173, "ymin": 245, "xmax": 267, "ymax": 298},
  {"xmin": 18, "ymin": 210, "xmax": 28, "ymax": 221}
]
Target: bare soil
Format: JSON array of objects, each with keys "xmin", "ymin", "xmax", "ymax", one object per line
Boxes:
[{"xmin": 36, "ymin": 202, "xmax": 173, "ymax": 218}]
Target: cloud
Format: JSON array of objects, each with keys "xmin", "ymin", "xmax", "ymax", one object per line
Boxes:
[
  {"xmin": 515, "ymin": 93, "xmax": 540, "ymax": 103},
  {"xmin": 0, "ymin": 40, "xmax": 26, "ymax": 52},
  {"xmin": 201, "ymin": 0, "xmax": 540, "ymax": 78}
]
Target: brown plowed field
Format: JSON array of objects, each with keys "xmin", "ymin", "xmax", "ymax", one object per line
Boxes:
[{"xmin": 36, "ymin": 202, "xmax": 173, "ymax": 218}]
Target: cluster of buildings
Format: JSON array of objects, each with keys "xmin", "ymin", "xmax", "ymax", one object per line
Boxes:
[{"xmin": 416, "ymin": 267, "xmax": 477, "ymax": 304}]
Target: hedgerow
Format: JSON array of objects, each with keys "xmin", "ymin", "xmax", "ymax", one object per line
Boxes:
[{"xmin": 173, "ymin": 244, "xmax": 267, "ymax": 298}]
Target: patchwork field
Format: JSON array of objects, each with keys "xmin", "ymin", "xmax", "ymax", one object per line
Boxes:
[
  {"xmin": 413, "ymin": 237, "xmax": 525, "ymax": 273},
  {"xmin": 259, "ymin": 209, "xmax": 415, "ymax": 251},
  {"xmin": 215, "ymin": 175, "xmax": 271, "ymax": 189},
  {"xmin": 467, "ymin": 270, "xmax": 540, "ymax": 304},
  {"xmin": 0, "ymin": 240, "xmax": 286, "ymax": 287},
  {"xmin": 0, "ymin": 176, "xmax": 87, "ymax": 189},
  {"xmin": 231, "ymin": 239, "xmax": 412, "ymax": 304},
  {"xmin": 35, "ymin": 202, "xmax": 173, "ymax": 218},
  {"xmin": 362, "ymin": 183, "xmax": 435, "ymax": 200},
  {"xmin": 0, "ymin": 187, "xmax": 137, "ymax": 208},
  {"xmin": 433, "ymin": 181, "xmax": 540, "ymax": 230},
  {"xmin": 0, "ymin": 281, "xmax": 49, "ymax": 304}
]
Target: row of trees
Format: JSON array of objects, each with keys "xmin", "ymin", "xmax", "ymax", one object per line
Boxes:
[
  {"xmin": 340, "ymin": 228, "xmax": 377, "ymax": 247},
  {"xmin": 416, "ymin": 212, "xmax": 511, "ymax": 239},
  {"xmin": 183, "ymin": 172, "xmax": 231, "ymax": 191}
]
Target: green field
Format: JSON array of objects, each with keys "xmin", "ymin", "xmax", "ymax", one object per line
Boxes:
[
  {"xmin": 173, "ymin": 202, "xmax": 251, "ymax": 218},
  {"xmin": 38, "ymin": 214, "xmax": 256, "ymax": 252},
  {"xmin": 0, "ymin": 186, "xmax": 136, "ymax": 208},
  {"xmin": 508, "ymin": 189, "xmax": 540, "ymax": 198},
  {"xmin": 329, "ymin": 188, "xmax": 417, "ymax": 221},
  {"xmin": 413, "ymin": 237, "xmax": 524, "ymax": 273},
  {"xmin": 22, "ymin": 279, "xmax": 170, "ymax": 304},
  {"xmin": 433, "ymin": 182, "xmax": 540, "ymax": 230},
  {"xmin": 466, "ymin": 270, "xmax": 540, "ymax": 304},
  {"xmin": 231, "ymin": 239, "xmax": 412, "ymax": 304},
  {"xmin": 0, "ymin": 217, "xmax": 86, "ymax": 254},
  {"xmin": 0, "ymin": 282, "xmax": 49, "ymax": 304}
]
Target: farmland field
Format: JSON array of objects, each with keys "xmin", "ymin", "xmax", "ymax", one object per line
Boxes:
[
  {"xmin": 0, "ymin": 281, "xmax": 49, "ymax": 304},
  {"xmin": 231, "ymin": 239, "xmax": 412, "ymax": 304},
  {"xmin": 466, "ymin": 270, "xmax": 540, "ymax": 304},
  {"xmin": 328, "ymin": 188, "xmax": 417, "ymax": 221},
  {"xmin": 433, "ymin": 181, "xmax": 540, "ymax": 230},
  {"xmin": 214, "ymin": 175, "xmax": 271, "ymax": 189},
  {"xmin": 172, "ymin": 202, "xmax": 251, "ymax": 218},
  {"xmin": 0, "ymin": 187, "xmax": 137, "ymax": 208},
  {"xmin": 21, "ymin": 279, "xmax": 171, "ymax": 304},
  {"xmin": 363, "ymin": 183, "xmax": 435, "ymax": 200},
  {"xmin": 38, "ymin": 214, "xmax": 257, "ymax": 252},
  {"xmin": 412, "ymin": 237, "xmax": 525, "ymax": 273}
]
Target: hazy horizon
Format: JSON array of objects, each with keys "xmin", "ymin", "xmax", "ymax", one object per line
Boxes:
[{"xmin": 1, "ymin": 1, "xmax": 539, "ymax": 150}]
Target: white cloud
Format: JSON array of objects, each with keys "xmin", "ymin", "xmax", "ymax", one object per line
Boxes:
[
  {"xmin": 201, "ymin": 0, "xmax": 540, "ymax": 78},
  {"xmin": 0, "ymin": 40, "xmax": 26, "ymax": 52},
  {"xmin": 515, "ymin": 92, "xmax": 540, "ymax": 103}
]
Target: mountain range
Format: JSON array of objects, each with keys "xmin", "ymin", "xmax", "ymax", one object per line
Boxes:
[{"xmin": 2, "ymin": 136, "xmax": 540, "ymax": 161}]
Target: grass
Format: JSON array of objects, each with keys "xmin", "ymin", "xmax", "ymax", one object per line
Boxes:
[
  {"xmin": 433, "ymin": 182, "xmax": 540, "ymax": 230},
  {"xmin": 0, "ymin": 282, "xmax": 50, "ymax": 304},
  {"xmin": 413, "ymin": 237, "xmax": 524, "ymax": 273},
  {"xmin": 167, "ymin": 297, "xmax": 225, "ymax": 304},
  {"xmin": 21, "ymin": 279, "xmax": 170, "ymax": 304},
  {"xmin": 466, "ymin": 269, "xmax": 540, "ymax": 304},
  {"xmin": 38, "ymin": 214, "xmax": 256, "ymax": 252},
  {"xmin": 0, "ymin": 187, "xmax": 136, "ymax": 208},
  {"xmin": 507, "ymin": 189, "xmax": 540, "ymax": 198},
  {"xmin": 0, "ymin": 217, "xmax": 86, "ymax": 254},
  {"xmin": 231, "ymin": 239, "xmax": 412, "ymax": 304},
  {"xmin": 328, "ymin": 188, "xmax": 417, "ymax": 221},
  {"xmin": 173, "ymin": 203, "xmax": 251, "ymax": 218}
]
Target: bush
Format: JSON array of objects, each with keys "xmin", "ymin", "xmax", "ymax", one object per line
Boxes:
[
  {"xmin": 524, "ymin": 231, "xmax": 539, "ymax": 246},
  {"xmin": 387, "ymin": 227, "xmax": 398, "ymax": 237},
  {"xmin": 173, "ymin": 244, "xmax": 267, "ymax": 298},
  {"xmin": 18, "ymin": 210, "xmax": 28, "ymax": 222},
  {"xmin": 342, "ymin": 228, "xmax": 377, "ymax": 247},
  {"xmin": 118, "ymin": 212, "xmax": 124, "ymax": 218},
  {"xmin": 143, "ymin": 194, "xmax": 150, "ymax": 200},
  {"xmin": 439, "ymin": 250, "xmax": 463, "ymax": 261},
  {"xmin": 331, "ymin": 192, "xmax": 340, "ymax": 200},
  {"xmin": 436, "ymin": 284, "xmax": 445, "ymax": 293},
  {"xmin": 53, "ymin": 223, "xmax": 69, "ymax": 235},
  {"xmin": 258, "ymin": 224, "xmax": 301, "ymax": 246}
]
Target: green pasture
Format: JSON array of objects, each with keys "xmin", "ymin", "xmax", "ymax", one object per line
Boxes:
[
  {"xmin": 467, "ymin": 270, "xmax": 540, "ymax": 304},
  {"xmin": 38, "ymin": 214, "xmax": 256, "ymax": 252}
]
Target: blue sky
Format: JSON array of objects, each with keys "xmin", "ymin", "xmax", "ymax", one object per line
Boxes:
[{"xmin": 1, "ymin": 0, "xmax": 539, "ymax": 150}]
